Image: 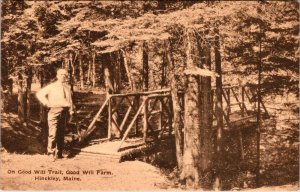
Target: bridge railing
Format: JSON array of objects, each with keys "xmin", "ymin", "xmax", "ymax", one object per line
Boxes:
[
  {"xmin": 79, "ymin": 89, "xmax": 173, "ymax": 151},
  {"xmin": 79, "ymin": 85, "xmax": 269, "ymax": 151},
  {"xmin": 211, "ymin": 84, "xmax": 269, "ymax": 128}
]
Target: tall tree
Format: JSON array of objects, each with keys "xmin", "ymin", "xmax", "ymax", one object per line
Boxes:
[
  {"xmin": 166, "ymin": 39, "xmax": 184, "ymax": 169},
  {"xmin": 213, "ymin": 26, "xmax": 224, "ymax": 190},
  {"xmin": 180, "ymin": 28, "xmax": 202, "ymax": 189}
]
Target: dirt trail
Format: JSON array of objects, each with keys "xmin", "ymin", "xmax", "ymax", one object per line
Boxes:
[{"xmin": 0, "ymin": 152, "xmax": 171, "ymax": 190}]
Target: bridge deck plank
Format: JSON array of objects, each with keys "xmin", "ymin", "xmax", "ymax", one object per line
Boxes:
[{"xmin": 72, "ymin": 137, "xmax": 156, "ymax": 161}]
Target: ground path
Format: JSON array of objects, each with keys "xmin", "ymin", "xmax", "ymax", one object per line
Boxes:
[{"xmin": 0, "ymin": 152, "xmax": 171, "ymax": 190}]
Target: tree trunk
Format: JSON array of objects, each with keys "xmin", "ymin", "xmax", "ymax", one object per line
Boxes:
[
  {"xmin": 69, "ymin": 52, "xmax": 76, "ymax": 81},
  {"xmin": 92, "ymin": 52, "xmax": 96, "ymax": 87},
  {"xmin": 39, "ymin": 70, "xmax": 48, "ymax": 148},
  {"xmin": 68, "ymin": 58, "xmax": 74, "ymax": 92},
  {"xmin": 121, "ymin": 49, "xmax": 135, "ymax": 90},
  {"xmin": 1, "ymin": 60, "xmax": 13, "ymax": 112},
  {"xmin": 63, "ymin": 57, "xmax": 68, "ymax": 69},
  {"xmin": 213, "ymin": 27, "xmax": 224, "ymax": 190},
  {"xmin": 17, "ymin": 73, "xmax": 25, "ymax": 123},
  {"xmin": 199, "ymin": 42, "xmax": 213, "ymax": 188},
  {"xmin": 142, "ymin": 42, "xmax": 149, "ymax": 91},
  {"xmin": 161, "ymin": 52, "xmax": 167, "ymax": 88},
  {"xmin": 79, "ymin": 54, "xmax": 84, "ymax": 89},
  {"xmin": 112, "ymin": 52, "xmax": 120, "ymax": 93},
  {"xmin": 166, "ymin": 40, "xmax": 184, "ymax": 169},
  {"xmin": 25, "ymin": 67, "xmax": 33, "ymax": 126},
  {"xmin": 87, "ymin": 55, "xmax": 92, "ymax": 85},
  {"xmin": 39, "ymin": 70, "xmax": 44, "ymax": 125},
  {"xmin": 7, "ymin": 78, "xmax": 13, "ymax": 95},
  {"xmin": 181, "ymin": 28, "xmax": 202, "ymax": 189}
]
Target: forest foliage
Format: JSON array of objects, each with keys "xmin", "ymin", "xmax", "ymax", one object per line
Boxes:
[{"xmin": 1, "ymin": 0, "xmax": 299, "ymax": 95}]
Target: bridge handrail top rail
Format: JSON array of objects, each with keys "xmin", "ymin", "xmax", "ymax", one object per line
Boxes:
[
  {"xmin": 108, "ymin": 88, "xmax": 171, "ymax": 98},
  {"xmin": 211, "ymin": 84, "xmax": 259, "ymax": 90}
]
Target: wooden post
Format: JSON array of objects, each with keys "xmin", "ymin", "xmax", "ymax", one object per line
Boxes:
[
  {"xmin": 159, "ymin": 98, "xmax": 163, "ymax": 131},
  {"xmin": 108, "ymin": 98, "xmax": 112, "ymax": 139},
  {"xmin": 135, "ymin": 95, "xmax": 140, "ymax": 136},
  {"xmin": 168, "ymin": 97, "xmax": 173, "ymax": 136},
  {"xmin": 143, "ymin": 97, "xmax": 148, "ymax": 143}
]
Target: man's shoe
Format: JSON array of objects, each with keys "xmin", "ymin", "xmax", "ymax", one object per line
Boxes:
[
  {"xmin": 56, "ymin": 151, "xmax": 64, "ymax": 159},
  {"xmin": 57, "ymin": 154, "xmax": 63, "ymax": 159},
  {"xmin": 47, "ymin": 152, "xmax": 56, "ymax": 161},
  {"xmin": 52, "ymin": 155, "xmax": 57, "ymax": 162}
]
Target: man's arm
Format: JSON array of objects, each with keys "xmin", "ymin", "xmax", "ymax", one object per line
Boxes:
[
  {"xmin": 36, "ymin": 85, "xmax": 50, "ymax": 107},
  {"xmin": 69, "ymin": 101, "xmax": 75, "ymax": 115},
  {"xmin": 66, "ymin": 85, "xmax": 75, "ymax": 115}
]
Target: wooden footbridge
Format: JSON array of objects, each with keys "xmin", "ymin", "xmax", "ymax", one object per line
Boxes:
[{"xmin": 71, "ymin": 84, "xmax": 269, "ymax": 161}]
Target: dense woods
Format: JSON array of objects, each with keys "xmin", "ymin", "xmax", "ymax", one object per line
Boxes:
[{"xmin": 1, "ymin": 1, "xmax": 299, "ymax": 190}]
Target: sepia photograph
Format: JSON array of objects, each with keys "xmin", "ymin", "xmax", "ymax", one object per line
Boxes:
[{"xmin": 0, "ymin": 0, "xmax": 299, "ymax": 191}]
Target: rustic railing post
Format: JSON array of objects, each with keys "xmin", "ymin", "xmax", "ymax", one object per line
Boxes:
[
  {"xmin": 108, "ymin": 97, "xmax": 112, "ymax": 139},
  {"xmin": 143, "ymin": 96, "xmax": 148, "ymax": 143},
  {"xmin": 159, "ymin": 98, "xmax": 163, "ymax": 131},
  {"xmin": 168, "ymin": 97, "xmax": 173, "ymax": 136},
  {"xmin": 135, "ymin": 95, "xmax": 140, "ymax": 136}
]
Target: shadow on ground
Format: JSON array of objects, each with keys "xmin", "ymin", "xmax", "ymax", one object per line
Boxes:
[{"xmin": 1, "ymin": 113, "xmax": 45, "ymax": 154}]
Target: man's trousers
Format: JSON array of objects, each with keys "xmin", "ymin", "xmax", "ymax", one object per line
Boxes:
[{"xmin": 47, "ymin": 107, "xmax": 68, "ymax": 156}]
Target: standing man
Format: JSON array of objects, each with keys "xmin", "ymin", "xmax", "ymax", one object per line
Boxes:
[{"xmin": 36, "ymin": 68, "xmax": 74, "ymax": 160}]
